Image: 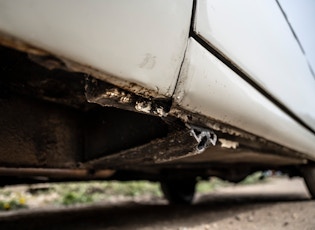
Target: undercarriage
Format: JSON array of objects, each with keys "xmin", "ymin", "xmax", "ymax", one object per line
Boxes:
[{"xmin": 0, "ymin": 43, "xmax": 313, "ymax": 203}]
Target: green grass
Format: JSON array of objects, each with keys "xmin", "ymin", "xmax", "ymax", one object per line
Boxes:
[
  {"xmin": 197, "ymin": 172, "xmax": 266, "ymax": 194},
  {"xmin": 196, "ymin": 177, "xmax": 229, "ymax": 193},
  {"xmin": 0, "ymin": 172, "xmax": 266, "ymax": 209},
  {"xmin": 52, "ymin": 181, "xmax": 162, "ymax": 206},
  {"xmin": 239, "ymin": 171, "xmax": 266, "ymax": 185}
]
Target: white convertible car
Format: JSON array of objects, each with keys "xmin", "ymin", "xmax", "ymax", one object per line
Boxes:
[{"xmin": 0, "ymin": 0, "xmax": 314, "ymax": 204}]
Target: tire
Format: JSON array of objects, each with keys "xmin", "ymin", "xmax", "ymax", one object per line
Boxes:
[
  {"xmin": 160, "ymin": 179, "xmax": 196, "ymax": 205},
  {"xmin": 301, "ymin": 164, "xmax": 315, "ymax": 199}
]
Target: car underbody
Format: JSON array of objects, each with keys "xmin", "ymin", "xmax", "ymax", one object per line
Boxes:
[
  {"xmin": 1, "ymin": 1, "xmax": 315, "ymax": 205},
  {"xmin": 0, "ymin": 43, "xmax": 309, "ymax": 187}
]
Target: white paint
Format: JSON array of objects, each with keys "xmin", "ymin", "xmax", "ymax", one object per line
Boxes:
[
  {"xmin": 175, "ymin": 39, "xmax": 315, "ymax": 158},
  {"xmin": 279, "ymin": 0, "xmax": 315, "ymax": 73},
  {"xmin": 194, "ymin": 0, "xmax": 315, "ymax": 130},
  {"xmin": 0, "ymin": 0, "xmax": 193, "ymax": 96}
]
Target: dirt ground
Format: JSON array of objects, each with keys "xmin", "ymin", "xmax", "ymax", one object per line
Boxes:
[{"xmin": 0, "ymin": 177, "xmax": 314, "ymax": 230}]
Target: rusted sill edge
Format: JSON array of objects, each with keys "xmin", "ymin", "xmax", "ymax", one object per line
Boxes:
[
  {"xmin": 170, "ymin": 104, "xmax": 311, "ymax": 163},
  {"xmin": 84, "ymin": 129, "xmax": 201, "ymax": 169},
  {"xmin": 0, "ymin": 32, "xmax": 166, "ymax": 100},
  {"xmin": 85, "ymin": 77, "xmax": 171, "ymax": 116}
]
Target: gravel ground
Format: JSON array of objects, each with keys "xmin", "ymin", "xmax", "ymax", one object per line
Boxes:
[{"xmin": 0, "ymin": 177, "xmax": 314, "ymax": 230}]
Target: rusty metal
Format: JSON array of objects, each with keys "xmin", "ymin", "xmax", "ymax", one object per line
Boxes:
[
  {"xmin": 0, "ymin": 36, "xmax": 312, "ymax": 187},
  {"xmin": 0, "ymin": 32, "xmax": 48, "ymax": 56},
  {"xmin": 170, "ymin": 105, "xmax": 311, "ymax": 161},
  {"xmin": 0, "ymin": 32, "xmax": 167, "ymax": 100},
  {"xmin": 0, "ymin": 95, "xmax": 83, "ymax": 168},
  {"xmin": 84, "ymin": 128, "xmax": 201, "ymax": 169},
  {"xmin": 83, "ymin": 106, "xmax": 169, "ymax": 161},
  {"xmin": 0, "ymin": 45, "xmax": 170, "ymax": 168},
  {"xmin": 85, "ymin": 77, "xmax": 171, "ymax": 117}
]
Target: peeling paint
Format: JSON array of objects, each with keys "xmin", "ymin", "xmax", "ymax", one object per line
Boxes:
[
  {"xmin": 102, "ymin": 88, "xmax": 132, "ymax": 104},
  {"xmin": 86, "ymin": 77, "xmax": 171, "ymax": 118},
  {"xmin": 135, "ymin": 101, "xmax": 152, "ymax": 114},
  {"xmin": 154, "ymin": 107, "xmax": 168, "ymax": 117},
  {"xmin": 219, "ymin": 138, "xmax": 239, "ymax": 149}
]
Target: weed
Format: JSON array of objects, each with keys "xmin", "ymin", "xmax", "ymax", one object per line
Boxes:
[
  {"xmin": 0, "ymin": 172, "xmax": 266, "ymax": 208},
  {"xmin": 0, "ymin": 197, "xmax": 27, "ymax": 211}
]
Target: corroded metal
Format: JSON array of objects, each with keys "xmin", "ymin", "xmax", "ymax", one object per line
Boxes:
[
  {"xmin": 84, "ymin": 128, "xmax": 202, "ymax": 169},
  {"xmin": 85, "ymin": 77, "xmax": 171, "ymax": 117}
]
